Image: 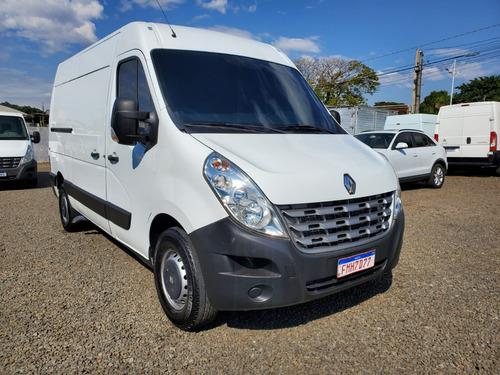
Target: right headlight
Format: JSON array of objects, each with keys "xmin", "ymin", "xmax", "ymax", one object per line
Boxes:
[{"xmin": 204, "ymin": 153, "xmax": 287, "ymax": 238}]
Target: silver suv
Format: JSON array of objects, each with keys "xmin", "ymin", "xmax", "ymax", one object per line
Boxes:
[{"xmin": 355, "ymin": 129, "xmax": 448, "ymax": 188}]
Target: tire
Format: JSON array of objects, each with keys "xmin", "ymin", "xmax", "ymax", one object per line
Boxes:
[
  {"xmin": 154, "ymin": 228, "xmax": 217, "ymax": 331},
  {"xmin": 59, "ymin": 185, "xmax": 79, "ymax": 232},
  {"xmin": 428, "ymin": 163, "xmax": 445, "ymax": 188}
]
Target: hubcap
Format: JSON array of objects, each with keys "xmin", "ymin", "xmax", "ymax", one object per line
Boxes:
[
  {"xmin": 160, "ymin": 249, "xmax": 188, "ymax": 311},
  {"xmin": 434, "ymin": 166, "xmax": 444, "ymax": 186}
]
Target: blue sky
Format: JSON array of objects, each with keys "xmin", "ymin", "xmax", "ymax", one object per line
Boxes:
[{"xmin": 1, "ymin": 0, "xmax": 499, "ymax": 110}]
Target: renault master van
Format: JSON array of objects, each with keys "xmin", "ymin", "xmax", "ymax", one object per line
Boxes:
[
  {"xmin": 435, "ymin": 102, "xmax": 500, "ymax": 173},
  {"xmin": 0, "ymin": 110, "xmax": 40, "ymax": 187},
  {"xmin": 49, "ymin": 22, "xmax": 405, "ymax": 330}
]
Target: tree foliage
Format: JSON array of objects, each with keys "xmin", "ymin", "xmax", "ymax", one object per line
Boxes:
[
  {"xmin": 0, "ymin": 102, "xmax": 44, "ymax": 115},
  {"xmin": 294, "ymin": 56, "xmax": 379, "ymax": 106},
  {"xmin": 419, "ymin": 91, "xmax": 450, "ymax": 114},
  {"xmin": 453, "ymin": 75, "xmax": 500, "ymax": 103}
]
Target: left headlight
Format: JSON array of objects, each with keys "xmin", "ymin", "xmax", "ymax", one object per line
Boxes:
[
  {"xmin": 20, "ymin": 144, "xmax": 34, "ymax": 165},
  {"xmin": 204, "ymin": 153, "xmax": 287, "ymax": 238},
  {"xmin": 393, "ymin": 185, "xmax": 403, "ymax": 219}
]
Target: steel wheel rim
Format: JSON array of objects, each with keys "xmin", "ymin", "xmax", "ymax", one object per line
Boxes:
[
  {"xmin": 434, "ymin": 166, "xmax": 444, "ymax": 186},
  {"xmin": 160, "ymin": 249, "xmax": 188, "ymax": 311}
]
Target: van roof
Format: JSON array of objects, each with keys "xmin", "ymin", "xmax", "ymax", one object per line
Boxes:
[{"xmin": 55, "ymin": 22, "xmax": 293, "ymax": 86}]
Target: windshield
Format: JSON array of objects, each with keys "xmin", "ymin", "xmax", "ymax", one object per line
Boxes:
[
  {"xmin": 152, "ymin": 50, "xmax": 342, "ymax": 134},
  {"xmin": 0, "ymin": 116, "xmax": 28, "ymax": 140},
  {"xmin": 355, "ymin": 133, "xmax": 395, "ymax": 149}
]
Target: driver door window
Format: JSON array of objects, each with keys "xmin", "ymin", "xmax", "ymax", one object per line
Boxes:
[{"xmin": 117, "ymin": 58, "xmax": 154, "ymax": 135}]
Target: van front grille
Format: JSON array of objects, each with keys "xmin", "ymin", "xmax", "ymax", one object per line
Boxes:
[
  {"xmin": 0, "ymin": 157, "xmax": 21, "ymax": 169},
  {"xmin": 278, "ymin": 191, "xmax": 394, "ymax": 254}
]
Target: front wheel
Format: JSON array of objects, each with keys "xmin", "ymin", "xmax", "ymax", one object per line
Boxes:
[
  {"xmin": 59, "ymin": 185, "xmax": 79, "ymax": 231},
  {"xmin": 428, "ymin": 164, "xmax": 445, "ymax": 188},
  {"xmin": 154, "ymin": 228, "xmax": 217, "ymax": 331}
]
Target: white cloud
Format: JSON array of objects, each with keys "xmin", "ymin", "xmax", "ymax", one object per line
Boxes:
[
  {"xmin": 208, "ymin": 25, "xmax": 258, "ymax": 40},
  {"xmin": 0, "ymin": 0, "xmax": 104, "ymax": 53},
  {"xmin": 0, "ymin": 67, "xmax": 53, "ymax": 107},
  {"xmin": 273, "ymin": 36, "xmax": 321, "ymax": 54},
  {"xmin": 197, "ymin": 0, "xmax": 228, "ymax": 14},
  {"xmin": 120, "ymin": 0, "xmax": 184, "ymax": 12},
  {"xmin": 423, "ymin": 66, "xmax": 447, "ymax": 82}
]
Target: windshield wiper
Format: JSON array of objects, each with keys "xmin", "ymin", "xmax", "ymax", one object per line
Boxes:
[
  {"xmin": 183, "ymin": 122, "xmax": 282, "ymax": 133},
  {"xmin": 277, "ymin": 125, "xmax": 336, "ymax": 134}
]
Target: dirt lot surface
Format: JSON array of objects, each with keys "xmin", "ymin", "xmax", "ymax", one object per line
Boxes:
[{"xmin": 1, "ymin": 163, "xmax": 499, "ymax": 374}]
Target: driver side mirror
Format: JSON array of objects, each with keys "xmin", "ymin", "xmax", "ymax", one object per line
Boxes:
[
  {"xmin": 111, "ymin": 98, "xmax": 150, "ymax": 146},
  {"xmin": 329, "ymin": 109, "xmax": 341, "ymax": 125},
  {"xmin": 31, "ymin": 131, "xmax": 40, "ymax": 144}
]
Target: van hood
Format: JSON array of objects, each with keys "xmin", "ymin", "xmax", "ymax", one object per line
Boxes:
[
  {"xmin": 191, "ymin": 133, "xmax": 398, "ymax": 205},
  {"xmin": 0, "ymin": 140, "xmax": 29, "ymax": 158}
]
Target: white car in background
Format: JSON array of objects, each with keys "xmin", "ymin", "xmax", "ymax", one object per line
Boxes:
[{"xmin": 355, "ymin": 129, "xmax": 448, "ymax": 188}]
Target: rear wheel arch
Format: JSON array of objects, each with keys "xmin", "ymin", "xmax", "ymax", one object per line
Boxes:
[{"xmin": 428, "ymin": 162, "xmax": 446, "ymax": 188}]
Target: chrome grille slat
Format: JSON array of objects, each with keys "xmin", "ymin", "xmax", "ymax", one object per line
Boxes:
[{"xmin": 279, "ymin": 191, "xmax": 394, "ymax": 253}]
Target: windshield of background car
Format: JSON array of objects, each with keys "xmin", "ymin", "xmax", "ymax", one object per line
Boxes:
[
  {"xmin": 0, "ymin": 116, "xmax": 28, "ymax": 140},
  {"xmin": 355, "ymin": 133, "xmax": 395, "ymax": 149},
  {"xmin": 152, "ymin": 50, "xmax": 342, "ymax": 134}
]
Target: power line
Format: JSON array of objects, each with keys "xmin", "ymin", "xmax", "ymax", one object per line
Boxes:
[{"xmin": 361, "ymin": 23, "xmax": 500, "ymax": 63}]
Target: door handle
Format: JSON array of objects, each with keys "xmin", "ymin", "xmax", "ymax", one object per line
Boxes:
[
  {"xmin": 90, "ymin": 150, "xmax": 100, "ymax": 160},
  {"xmin": 108, "ymin": 153, "xmax": 119, "ymax": 164}
]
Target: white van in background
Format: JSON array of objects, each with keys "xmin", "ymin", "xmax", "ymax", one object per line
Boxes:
[
  {"xmin": 435, "ymin": 102, "xmax": 500, "ymax": 173},
  {"xmin": 384, "ymin": 114, "xmax": 437, "ymax": 138},
  {"xmin": 49, "ymin": 22, "xmax": 405, "ymax": 330},
  {"xmin": 0, "ymin": 110, "xmax": 40, "ymax": 187}
]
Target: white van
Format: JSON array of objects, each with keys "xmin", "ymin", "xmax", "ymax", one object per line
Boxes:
[
  {"xmin": 435, "ymin": 102, "xmax": 500, "ymax": 172},
  {"xmin": 384, "ymin": 114, "xmax": 437, "ymax": 138},
  {"xmin": 0, "ymin": 110, "xmax": 40, "ymax": 187},
  {"xmin": 49, "ymin": 22, "xmax": 405, "ymax": 330}
]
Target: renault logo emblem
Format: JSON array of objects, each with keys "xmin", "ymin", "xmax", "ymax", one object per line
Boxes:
[{"xmin": 344, "ymin": 174, "xmax": 356, "ymax": 195}]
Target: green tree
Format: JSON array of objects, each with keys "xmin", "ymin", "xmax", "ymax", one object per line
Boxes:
[
  {"xmin": 419, "ymin": 91, "xmax": 451, "ymax": 114},
  {"xmin": 295, "ymin": 56, "xmax": 379, "ymax": 106},
  {"xmin": 453, "ymin": 75, "xmax": 500, "ymax": 103}
]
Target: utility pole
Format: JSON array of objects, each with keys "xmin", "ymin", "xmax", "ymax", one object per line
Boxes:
[
  {"xmin": 411, "ymin": 48, "xmax": 424, "ymax": 114},
  {"xmin": 446, "ymin": 60, "xmax": 458, "ymax": 105}
]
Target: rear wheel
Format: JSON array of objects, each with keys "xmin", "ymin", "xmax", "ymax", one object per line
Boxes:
[
  {"xmin": 428, "ymin": 163, "xmax": 445, "ymax": 188},
  {"xmin": 59, "ymin": 185, "xmax": 79, "ymax": 231},
  {"xmin": 154, "ymin": 228, "xmax": 217, "ymax": 331}
]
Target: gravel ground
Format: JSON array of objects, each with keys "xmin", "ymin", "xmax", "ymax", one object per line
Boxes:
[{"xmin": 1, "ymin": 164, "xmax": 499, "ymax": 374}]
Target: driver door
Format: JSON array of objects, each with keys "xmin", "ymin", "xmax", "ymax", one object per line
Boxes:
[{"xmin": 105, "ymin": 55, "xmax": 158, "ymax": 255}]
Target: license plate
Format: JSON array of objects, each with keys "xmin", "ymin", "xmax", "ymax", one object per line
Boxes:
[
  {"xmin": 337, "ymin": 250, "xmax": 375, "ymax": 278},
  {"xmin": 0, "ymin": 171, "xmax": 6, "ymax": 177},
  {"xmin": 445, "ymin": 147, "xmax": 457, "ymax": 152}
]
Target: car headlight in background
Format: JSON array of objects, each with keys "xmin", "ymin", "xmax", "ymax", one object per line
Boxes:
[
  {"xmin": 20, "ymin": 144, "xmax": 34, "ymax": 165},
  {"xmin": 204, "ymin": 153, "xmax": 287, "ymax": 238},
  {"xmin": 393, "ymin": 185, "xmax": 403, "ymax": 219}
]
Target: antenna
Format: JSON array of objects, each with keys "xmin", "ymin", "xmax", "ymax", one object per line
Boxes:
[{"xmin": 155, "ymin": 0, "xmax": 177, "ymax": 38}]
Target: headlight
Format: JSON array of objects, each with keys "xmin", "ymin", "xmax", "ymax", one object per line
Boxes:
[
  {"xmin": 204, "ymin": 153, "xmax": 287, "ymax": 238},
  {"xmin": 20, "ymin": 144, "xmax": 34, "ymax": 165},
  {"xmin": 393, "ymin": 185, "xmax": 403, "ymax": 219}
]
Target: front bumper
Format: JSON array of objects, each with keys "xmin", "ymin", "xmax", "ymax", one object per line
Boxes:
[
  {"xmin": 0, "ymin": 159, "xmax": 37, "ymax": 183},
  {"xmin": 189, "ymin": 211, "xmax": 404, "ymax": 311}
]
